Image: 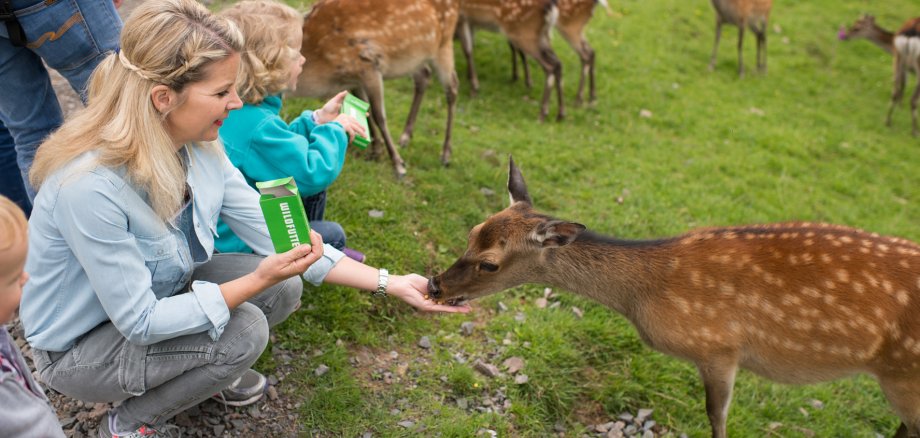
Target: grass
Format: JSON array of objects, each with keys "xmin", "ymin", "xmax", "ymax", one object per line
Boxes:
[{"xmin": 220, "ymin": 0, "xmax": 918, "ymax": 435}]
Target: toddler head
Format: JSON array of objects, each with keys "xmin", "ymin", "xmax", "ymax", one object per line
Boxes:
[
  {"xmin": 221, "ymin": 0, "xmax": 305, "ymax": 104},
  {"xmin": 0, "ymin": 195, "xmax": 28, "ymax": 325}
]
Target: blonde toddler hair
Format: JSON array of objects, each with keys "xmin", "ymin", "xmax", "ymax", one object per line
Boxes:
[
  {"xmin": 0, "ymin": 196, "xmax": 27, "ymax": 251},
  {"xmin": 220, "ymin": 0, "xmax": 304, "ymax": 104},
  {"xmin": 30, "ymin": 0, "xmax": 244, "ymax": 221}
]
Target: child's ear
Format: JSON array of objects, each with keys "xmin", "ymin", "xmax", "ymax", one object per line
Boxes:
[{"xmin": 150, "ymin": 85, "xmax": 177, "ymax": 114}]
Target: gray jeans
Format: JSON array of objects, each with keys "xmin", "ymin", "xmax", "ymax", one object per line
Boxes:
[{"xmin": 31, "ymin": 254, "xmax": 303, "ymax": 430}]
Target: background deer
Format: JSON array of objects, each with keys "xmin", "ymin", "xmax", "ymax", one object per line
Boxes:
[
  {"xmin": 429, "ymin": 158, "xmax": 920, "ymax": 438},
  {"xmin": 457, "ymin": 0, "xmax": 564, "ymax": 121},
  {"xmin": 510, "ymin": 0, "xmax": 609, "ymax": 105},
  {"xmin": 291, "ymin": 0, "xmax": 460, "ymax": 178},
  {"xmin": 840, "ymin": 15, "xmax": 920, "ymax": 136},
  {"xmin": 708, "ymin": 0, "xmax": 772, "ymax": 77}
]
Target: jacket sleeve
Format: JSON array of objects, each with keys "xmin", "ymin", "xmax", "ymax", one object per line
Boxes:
[
  {"xmin": 0, "ymin": 379, "xmax": 66, "ymax": 437},
  {"xmin": 53, "ymin": 174, "xmax": 229, "ymax": 345},
  {"xmin": 242, "ymin": 113, "xmax": 349, "ymax": 197},
  {"xmin": 217, "ymin": 154, "xmax": 345, "ymax": 285}
]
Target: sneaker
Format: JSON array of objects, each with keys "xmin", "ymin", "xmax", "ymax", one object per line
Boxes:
[
  {"xmin": 97, "ymin": 413, "xmax": 179, "ymax": 438},
  {"xmin": 342, "ymin": 247, "xmax": 366, "ymax": 263},
  {"xmin": 210, "ymin": 368, "xmax": 267, "ymax": 407}
]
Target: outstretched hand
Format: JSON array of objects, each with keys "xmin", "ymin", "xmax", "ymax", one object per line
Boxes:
[
  {"xmin": 254, "ymin": 230, "xmax": 324, "ymax": 284},
  {"xmin": 386, "ymin": 273, "xmax": 472, "ymax": 313}
]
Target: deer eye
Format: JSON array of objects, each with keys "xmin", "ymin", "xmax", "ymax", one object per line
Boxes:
[{"xmin": 479, "ymin": 262, "xmax": 499, "ymax": 272}]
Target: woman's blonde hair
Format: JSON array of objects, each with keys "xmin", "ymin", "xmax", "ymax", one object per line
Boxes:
[
  {"xmin": 30, "ymin": 0, "xmax": 244, "ymax": 221},
  {"xmin": 220, "ymin": 0, "xmax": 304, "ymax": 104},
  {"xmin": 0, "ymin": 196, "xmax": 27, "ymax": 251}
]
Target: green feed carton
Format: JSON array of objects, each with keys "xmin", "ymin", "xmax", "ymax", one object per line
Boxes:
[
  {"xmin": 340, "ymin": 93, "xmax": 371, "ymax": 149},
  {"xmin": 255, "ymin": 177, "xmax": 311, "ymax": 253}
]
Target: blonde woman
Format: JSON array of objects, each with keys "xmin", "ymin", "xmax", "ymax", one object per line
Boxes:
[
  {"xmin": 20, "ymin": 1, "xmax": 469, "ymax": 436},
  {"xmin": 215, "ymin": 0, "xmax": 366, "ymax": 262}
]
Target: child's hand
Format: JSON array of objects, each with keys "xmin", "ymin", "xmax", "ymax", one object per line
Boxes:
[
  {"xmin": 333, "ymin": 114, "xmax": 367, "ymax": 144},
  {"xmin": 314, "ymin": 91, "xmax": 349, "ymax": 125}
]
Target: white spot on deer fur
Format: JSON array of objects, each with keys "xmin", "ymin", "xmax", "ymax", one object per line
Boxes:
[
  {"xmin": 824, "ymin": 280, "xmax": 836, "ymax": 290},
  {"xmin": 781, "ymin": 294, "xmax": 802, "ymax": 306},
  {"xmin": 841, "ymin": 254, "xmax": 851, "ymax": 261},
  {"xmin": 874, "ymin": 307, "xmax": 884, "ymax": 319},
  {"xmin": 835, "ymin": 269, "xmax": 850, "ymax": 283},
  {"xmin": 788, "ymin": 255, "xmax": 799, "ymax": 265},
  {"xmin": 802, "ymin": 287, "xmax": 821, "ymax": 298},
  {"xmin": 896, "ymin": 290, "xmax": 909, "ymax": 305},
  {"xmin": 823, "ymin": 295, "xmax": 837, "ymax": 305},
  {"xmin": 806, "ymin": 231, "xmax": 816, "ymax": 237},
  {"xmin": 883, "ymin": 280, "xmax": 894, "ymax": 294},
  {"xmin": 804, "ymin": 239, "xmax": 814, "ymax": 246},
  {"xmin": 900, "ymin": 259, "xmax": 910, "ymax": 269},
  {"xmin": 839, "ymin": 235, "xmax": 853, "ymax": 243},
  {"xmin": 859, "ymin": 247, "xmax": 870, "ymax": 254},
  {"xmin": 801, "ymin": 253, "xmax": 814, "ymax": 263},
  {"xmin": 690, "ymin": 271, "xmax": 701, "ymax": 286},
  {"xmin": 719, "ymin": 283, "xmax": 736, "ymax": 295},
  {"xmin": 820, "ymin": 253, "xmax": 832, "ymax": 263},
  {"xmin": 673, "ymin": 296, "xmax": 690, "ymax": 314},
  {"xmin": 853, "ymin": 282, "xmax": 866, "ymax": 294}
]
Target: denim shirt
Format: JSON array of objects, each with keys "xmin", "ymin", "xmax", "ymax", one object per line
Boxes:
[{"xmin": 21, "ymin": 144, "xmax": 344, "ymax": 352}]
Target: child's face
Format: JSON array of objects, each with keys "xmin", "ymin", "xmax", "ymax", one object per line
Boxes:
[
  {"xmin": 286, "ymin": 27, "xmax": 306, "ymax": 91},
  {"xmin": 0, "ymin": 236, "xmax": 28, "ymax": 324}
]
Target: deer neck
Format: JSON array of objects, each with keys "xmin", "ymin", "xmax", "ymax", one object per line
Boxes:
[
  {"xmin": 535, "ymin": 231, "xmax": 672, "ymax": 320},
  {"xmin": 863, "ymin": 25, "xmax": 895, "ymax": 54}
]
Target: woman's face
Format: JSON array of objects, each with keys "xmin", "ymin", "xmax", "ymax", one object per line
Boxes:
[{"xmin": 164, "ymin": 53, "xmax": 243, "ymax": 147}]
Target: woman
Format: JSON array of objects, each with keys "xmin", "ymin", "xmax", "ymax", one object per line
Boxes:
[{"xmin": 20, "ymin": 1, "xmax": 468, "ymax": 436}]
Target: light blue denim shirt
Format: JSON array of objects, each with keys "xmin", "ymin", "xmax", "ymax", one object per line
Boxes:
[{"xmin": 21, "ymin": 144, "xmax": 344, "ymax": 352}]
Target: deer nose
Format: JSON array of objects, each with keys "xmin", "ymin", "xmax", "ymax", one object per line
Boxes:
[{"xmin": 428, "ymin": 276, "xmax": 442, "ymax": 298}]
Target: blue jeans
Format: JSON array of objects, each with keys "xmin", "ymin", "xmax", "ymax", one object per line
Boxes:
[
  {"xmin": 0, "ymin": 0, "xmax": 121, "ymax": 210},
  {"xmin": 31, "ymin": 253, "xmax": 302, "ymax": 430}
]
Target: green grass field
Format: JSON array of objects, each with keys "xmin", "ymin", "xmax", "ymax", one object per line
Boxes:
[{"xmin": 225, "ymin": 0, "xmax": 918, "ymax": 435}]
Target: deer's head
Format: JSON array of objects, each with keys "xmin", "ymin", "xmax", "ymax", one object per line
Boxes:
[
  {"xmin": 839, "ymin": 14, "xmax": 876, "ymax": 40},
  {"xmin": 428, "ymin": 157, "xmax": 585, "ymax": 305}
]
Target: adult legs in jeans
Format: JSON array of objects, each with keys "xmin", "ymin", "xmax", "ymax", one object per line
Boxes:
[
  {"xmin": 0, "ymin": 122, "xmax": 31, "ymax": 215},
  {"xmin": 31, "ymin": 254, "xmax": 303, "ymax": 430},
  {"xmin": 0, "ymin": 0, "xmax": 121, "ymax": 202},
  {"xmin": 310, "ymin": 220, "xmax": 346, "ymax": 251}
]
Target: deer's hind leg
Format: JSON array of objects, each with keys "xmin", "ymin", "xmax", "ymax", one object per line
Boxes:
[
  {"xmin": 430, "ymin": 41, "xmax": 459, "ymax": 166},
  {"xmin": 696, "ymin": 356, "xmax": 739, "ymax": 438},
  {"xmin": 887, "ymin": 57, "xmax": 907, "ymax": 127},
  {"xmin": 878, "ymin": 376, "xmax": 920, "ymax": 437},
  {"xmin": 361, "ymin": 71, "xmax": 407, "ymax": 178}
]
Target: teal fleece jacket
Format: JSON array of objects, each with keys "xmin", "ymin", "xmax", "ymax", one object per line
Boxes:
[{"xmin": 215, "ymin": 95, "xmax": 348, "ymax": 253}]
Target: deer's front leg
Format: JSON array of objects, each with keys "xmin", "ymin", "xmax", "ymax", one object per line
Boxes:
[{"xmin": 697, "ymin": 358, "xmax": 738, "ymax": 438}]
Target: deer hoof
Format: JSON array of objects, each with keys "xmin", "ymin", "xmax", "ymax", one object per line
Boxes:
[
  {"xmin": 394, "ymin": 163, "xmax": 407, "ymax": 179},
  {"xmin": 398, "ymin": 133, "xmax": 411, "ymax": 147},
  {"xmin": 556, "ymin": 112, "xmax": 565, "ymax": 122}
]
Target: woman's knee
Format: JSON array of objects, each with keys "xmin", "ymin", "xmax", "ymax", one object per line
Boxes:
[
  {"xmin": 265, "ymin": 275, "xmax": 303, "ymax": 327},
  {"xmin": 218, "ymin": 303, "xmax": 269, "ymax": 372}
]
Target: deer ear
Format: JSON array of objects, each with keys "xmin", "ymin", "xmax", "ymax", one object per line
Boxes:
[
  {"xmin": 533, "ymin": 220, "xmax": 586, "ymax": 248},
  {"xmin": 508, "ymin": 156, "xmax": 532, "ymax": 206}
]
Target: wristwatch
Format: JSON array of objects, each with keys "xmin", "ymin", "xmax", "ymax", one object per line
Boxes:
[{"xmin": 373, "ymin": 268, "xmax": 388, "ymax": 297}]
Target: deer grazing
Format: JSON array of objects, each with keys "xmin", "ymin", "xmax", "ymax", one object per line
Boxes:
[
  {"xmin": 291, "ymin": 0, "xmax": 460, "ymax": 178},
  {"xmin": 429, "ymin": 158, "xmax": 920, "ymax": 438},
  {"xmin": 840, "ymin": 15, "xmax": 920, "ymax": 136},
  {"xmin": 510, "ymin": 0, "xmax": 609, "ymax": 105},
  {"xmin": 457, "ymin": 0, "xmax": 564, "ymax": 121},
  {"xmin": 708, "ymin": 0, "xmax": 773, "ymax": 77}
]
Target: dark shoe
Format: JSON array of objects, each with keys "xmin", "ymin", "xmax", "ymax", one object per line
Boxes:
[
  {"xmin": 342, "ymin": 247, "xmax": 366, "ymax": 263},
  {"xmin": 97, "ymin": 413, "xmax": 179, "ymax": 437},
  {"xmin": 211, "ymin": 369, "xmax": 267, "ymax": 407}
]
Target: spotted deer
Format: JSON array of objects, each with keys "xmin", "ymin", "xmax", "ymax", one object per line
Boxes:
[
  {"xmin": 840, "ymin": 15, "xmax": 920, "ymax": 136},
  {"xmin": 291, "ymin": 0, "xmax": 460, "ymax": 178},
  {"xmin": 457, "ymin": 0, "xmax": 564, "ymax": 121},
  {"xmin": 510, "ymin": 0, "xmax": 609, "ymax": 105},
  {"xmin": 708, "ymin": 0, "xmax": 772, "ymax": 77},
  {"xmin": 429, "ymin": 158, "xmax": 920, "ymax": 438}
]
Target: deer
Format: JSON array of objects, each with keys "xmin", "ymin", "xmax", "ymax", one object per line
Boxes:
[
  {"xmin": 707, "ymin": 0, "xmax": 773, "ymax": 77},
  {"xmin": 457, "ymin": 0, "xmax": 564, "ymax": 121},
  {"xmin": 840, "ymin": 15, "xmax": 920, "ymax": 137},
  {"xmin": 428, "ymin": 157, "xmax": 920, "ymax": 438},
  {"xmin": 291, "ymin": 0, "xmax": 461, "ymax": 178},
  {"xmin": 509, "ymin": 0, "xmax": 609, "ymax": 105}
]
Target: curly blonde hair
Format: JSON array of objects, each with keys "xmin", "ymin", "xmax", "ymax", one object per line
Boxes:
[
  {"xmin": 220, "ymin": 0, "xmax": 304, "ymax": 104},
  {"xmin": 30, "ymin": 0, "xmax": 244, "ymax": 221},
  {"xmin": 0, "ymin": 196, "xmax": 27, "ymax": 252}
]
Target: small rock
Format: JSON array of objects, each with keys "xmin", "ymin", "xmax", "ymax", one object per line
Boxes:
[
  {"xmin": 457, "ymin": 398, "xmax": 468, "ymax": 409},
  {"xmin": 314, "ymin": 364, "xmax": 330, "ymax": 376},
  {"xmin": 368, "ymin": 209, "xmax": 385, "ymax": 218},
  {"xmin": 514, "ymin": 312, "xmax": 526, "ymax": 322},
  {"xmin": 502, "ymin": 357, "xmax": 525, "ymax": 374},
  {"xmin": 363, "ymin": 432, "xmax": 373, "ymax": 438},
  {"xmin": 799, "ymin": 407, "xmax": 809, "ymax": 417},
  {"xmin": 618, "ymin": 413, "xmax": 634, "ymax": 423},
  {"xmin": 624, "ymin": 425, "xmax": 638, "ymax": 435},
  {"xmin": 497, "ymin": 302, "xmax": 508, "ymax": 312},
  {"xmin": 396, "ymin": 362, "xmax": 409, "ymax": 376},
  {"xmin": 418, "ymin": 336, "xmax": 432, "ymax": 349},
  {"xmin": 473, "ymin": 360, "xmax": 501, "ymax": 378},
  {"xmin": 642, "ymin": 430, "xmax": 654, "ymax": 438},
  {"xmin": 480, "ymin": 188, "xmax": 495, "ymax": 197},
  {"xmin": 572, "ymin": 307, "xmax": 584, "ymax": 318},
  {"xmin": 534, "ymin": 298, "xmax": 548, "ymax": 308},
  {"xmin": 213, "ymin": 425, "xmax": 225, "ymax": 436},
  {"xmin": 460, "ymin": 322, "xmax": 475, "ymax": 336},
  {"xmin": 477, "ymin": 429, "xmax": 498, "ymax": 437},
  {"xmin": 643, "ymin": 420, "xmax": 656, "ymax": 431},
  {"xmin": 514, "ymin": 374, "xmax": 529, "ymax": 384},
  {"xmin": 267, "ymin": 386, "xmax": 279, "ymax": 401},
  {"xmin": 397, "ymin": 420, "xmax": 415, "ymax": 429},
  {"xmin": 807, "ymin": 399, "xmax": 825, "ymax": 409},
  {"xmin": 636, "ymin": 408, "xmax": 653, "ymax": 423},
  {"xmin": 553, "ymin": 422, "xmax": 566, "ymax": 433},
  {"xmin": 595, "ymin": 422, "xmax": 615, "ymax": 433},
  {"xmin": 749, "ymin": 107, "xmax": 765, "ymax": 116},
  {"xmin": 639, "ymin": 109, "xmax": 653, "ymax": 118}
]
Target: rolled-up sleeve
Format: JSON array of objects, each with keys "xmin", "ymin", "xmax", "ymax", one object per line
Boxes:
[
  {"xmin": 217, "ymin": 155, "xmax": 345, "ymax": 285},
  {"xmin": 54, "ymin": 175, "xmax": 225, "ymax": 345}
]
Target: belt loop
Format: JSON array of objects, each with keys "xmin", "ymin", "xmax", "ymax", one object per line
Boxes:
[{"xmin": 1, "ymin": 0, "xmax": 28, "ymax": 47}]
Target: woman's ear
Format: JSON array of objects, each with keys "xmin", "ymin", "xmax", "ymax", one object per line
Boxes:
[{"xmin": 150, "ymin": 84, "xmax": 176, "ymax": 114}]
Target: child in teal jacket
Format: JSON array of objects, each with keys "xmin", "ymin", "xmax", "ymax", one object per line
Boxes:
[{"xmin": 217, "ymin": 1, "xmax": 366, "ymax": 260}]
